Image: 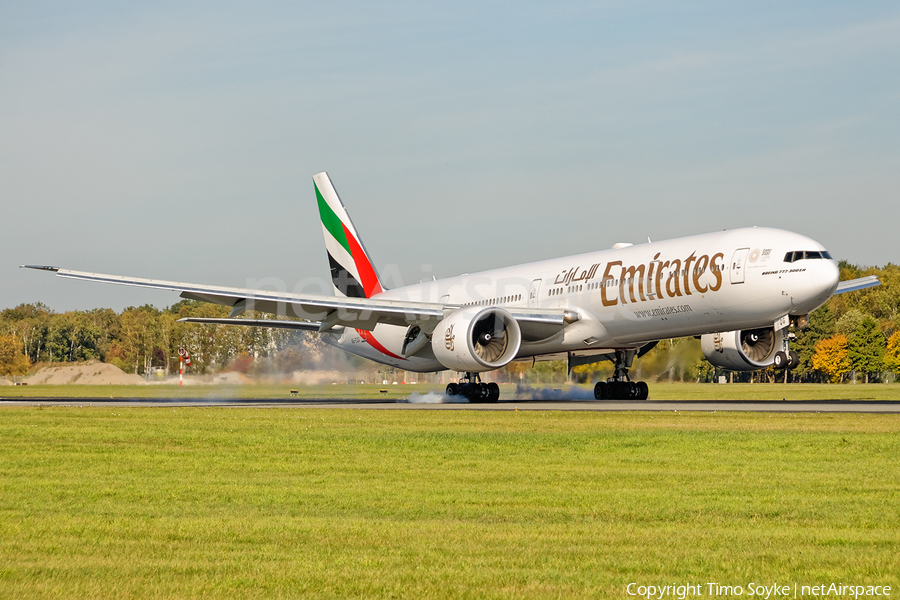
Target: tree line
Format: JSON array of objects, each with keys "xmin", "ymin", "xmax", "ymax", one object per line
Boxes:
[
  {"xmin": 2, "ymin": 261, "xmax": 898, "ymax": 383},
  {"xmin": 0, "ymin": 300, "xmax": 315, "ymax": 378}
]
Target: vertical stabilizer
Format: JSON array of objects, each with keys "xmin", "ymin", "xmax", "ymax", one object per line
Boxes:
[{"xmin": 313, "ymin": 172, "xmax": 385, "ymax": 298}]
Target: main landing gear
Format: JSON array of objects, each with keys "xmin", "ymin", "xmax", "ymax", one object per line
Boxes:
[
  {"xmin": 593, "ymin": 349, "xmax": 650, "ymax": 400},
  {"xmin": 446, "ymin": 372, "xmax": 500, "ymax": 403},
  {"xmin": 773, "ymin": 330, "xmax": 800, "ymax": 371}
]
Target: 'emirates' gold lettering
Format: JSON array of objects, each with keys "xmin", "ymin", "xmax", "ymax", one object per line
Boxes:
[{"xmin": 599, "ymin": 251, "xmax": 725, "ymax": 308}]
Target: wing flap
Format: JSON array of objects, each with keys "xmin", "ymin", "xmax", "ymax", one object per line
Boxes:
[{"xmin": 176, "ymin": 317, "xmax": 322, "ymax": 331}]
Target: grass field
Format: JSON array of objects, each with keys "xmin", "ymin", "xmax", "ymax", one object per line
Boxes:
[
  {"xmin": 3, "ymin": 381, "xmax": 900, "ymax": 401},
  {"xmin": 1, "ymin": 408, "xmax": 898, "ymax": 599}
]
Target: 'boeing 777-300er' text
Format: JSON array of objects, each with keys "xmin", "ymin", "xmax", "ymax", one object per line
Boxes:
[{"xmin": 23, "ymin": 172, "xmax": 880, "ymax": 401}]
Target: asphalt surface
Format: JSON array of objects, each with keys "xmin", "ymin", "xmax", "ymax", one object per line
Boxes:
[{"xmin": 3, "ymin": 397, "xmax": 900, "ymax": 412}]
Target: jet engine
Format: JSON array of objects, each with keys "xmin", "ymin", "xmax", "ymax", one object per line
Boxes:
[
  {"xmin": 700, "ymin": 327, "xmax": 786, "ymax": 371},
  {"xmin": 432, "ymin": 307, "xmax": 522, "ymax": 372}
]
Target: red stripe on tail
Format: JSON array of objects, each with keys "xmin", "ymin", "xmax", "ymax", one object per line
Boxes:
[{"xmin": 343, "ymin": 223, "xmax": 383, "ymax": 297}]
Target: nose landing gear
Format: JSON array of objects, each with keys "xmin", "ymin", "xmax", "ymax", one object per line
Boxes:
[
  {"xmin": 773, "ymin": 349, "xmax": 800, "ymax": 370},
  {"xmin": 773, "ymin": 330, "xmax": 800, "ymax": 370}
]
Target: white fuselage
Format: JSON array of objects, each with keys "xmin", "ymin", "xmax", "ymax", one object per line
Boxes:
[{"xmin": 323, "ymin": 227, "xmax": 840, "ymax": 372}]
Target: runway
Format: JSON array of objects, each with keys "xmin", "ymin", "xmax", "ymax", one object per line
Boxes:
[{"xmin": 3, "ymin": 398, "xmax": 900, "ymax": 412}]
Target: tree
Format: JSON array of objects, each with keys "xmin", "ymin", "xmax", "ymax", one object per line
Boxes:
[
  {"xmin": 170, "ymin": 301, "xmax": 232, "ymax": 374},
  {"xmin": 812, "ymin": 335, "xmax": 851, "ymax": 384},
  {"xmin": 0, "ymin": 303, "xmax": 53, "ymax": 362},
  {"xmin": 884, "ymin": 331, "xmax": 900, "ymax": 374},
  {"xmin": 0, "ymin": 334, "xmax": 30, "ymax": 376},
  {"xmin": 848, "ymin": 317, "xmax": 885, "ymax": 383},
  {"xmin": 113, "ymin": 305, "xmax": 172, "ymax": 375},
  {"xmin": 836, "ymin": 309, "xmax": 866, "ymax": 338},
  {"xmin": 791, "ymin": 305, "xmax": 836, "ymax": 382}
]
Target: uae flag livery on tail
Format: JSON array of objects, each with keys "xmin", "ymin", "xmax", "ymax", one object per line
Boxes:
[{"xmin": 313, "ymin": 172, "xmax": 385, "ymax": 299}]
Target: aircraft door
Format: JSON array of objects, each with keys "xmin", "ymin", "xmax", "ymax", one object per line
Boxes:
[
  {"xmin": 528, "ymin": 279, "xmax": 542, "ymax": 307},
  {"xmin": 730, "ymin": 248, "xmax": 750, "ymax": 284}
]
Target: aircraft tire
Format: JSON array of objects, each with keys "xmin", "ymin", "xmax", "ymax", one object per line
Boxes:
[
  {"xmin": 594, "ymin": 382, "xmax": 607, "ymax": 400},
  {"xmin": 788, "ymin": 350, "xmax": 800, "ymax": 369},
  {"xmin": 607, "ymin": 382, "xmax": 619, "ymax": 400},
  {"xmin": 460, "ymin": 383, "xmax": 486, "ymax": 403},
  {"xmin": 609, "ymin": 381, "xmax": 625, "ymax": 400},
  {"xmin": 474, "ymin": 384, "xmax": 487, "ymax": 403},
  {"xmin": 446, "ymin": 383, "xmax": 459, "ymax": 397},
  {"xmin": 459, "ymin": 383, "xmax": 473, "ymax": 402},
  {"xmin": 487, "ymin": 382, "xmax": 500, "ymax": 403},
  {"xmin": 636, "ymin": 381, "xmax": 649, "ymax": 400},
  {"xmin": 773, "ymin": 351, "xmax": 788, "ymax": 370}
]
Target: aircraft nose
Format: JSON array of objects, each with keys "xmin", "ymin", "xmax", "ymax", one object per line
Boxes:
[
  {"xmin": 823, "ymin": 259, "xmax": 840, "ymax": 294},
  {"xmin": 793, "ymin": 259, "xmax": 839, "ymax": 314}
]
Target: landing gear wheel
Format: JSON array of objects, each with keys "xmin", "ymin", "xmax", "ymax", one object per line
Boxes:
[
  {"xmin": 635, "ymin": 381, "xmax": 649, "ymax": 400},
  {"xmin": 788, "ymin": 350, "xmax": 800, "ymax": 370},
  {"xmin": 458, "ymin": 382, "xmax": 495, "ymax": 403},
  {"xmin": 476, "ymin": 384, "xmax": 488, "ymax": 403},
  {"xmin": 486, "ymin": 382, "xmax": 500, "ymax": 403},
  {"xmin": 599, "ymin": 381, "xmax": 650, "ymax": 400},
  {"xmin": 606, "ymin": 382, "xmax": 618, "ymax": 400},
  {"xmin": 446, "ymin": 383, "xmax": 459, "ymax": 397},
  {"xmin": 773, "ymin": 351, "xmax": 788, "ymax": 370}
]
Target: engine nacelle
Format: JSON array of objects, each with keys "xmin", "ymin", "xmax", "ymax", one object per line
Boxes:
[
  {"xmin": 700, "ymin": 327, "xmax": 786, "ymax": 371},
  {"xmin": 432, "ymin": 307, "xmax": 522, "ymax": 372}
]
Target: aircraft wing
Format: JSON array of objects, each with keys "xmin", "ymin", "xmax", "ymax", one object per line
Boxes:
[
  {"xmin": 21, "ymin": 266, "xmax": 572, "ymax": 332},
  {"xmin": 835, "ymin": 275, "xmax": 880, "ymax": 294}
]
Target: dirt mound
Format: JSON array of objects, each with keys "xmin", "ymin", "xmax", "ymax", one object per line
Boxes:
[{"xmin": 28, "ymin": 361, "xmax": 146, "ymax": 385}]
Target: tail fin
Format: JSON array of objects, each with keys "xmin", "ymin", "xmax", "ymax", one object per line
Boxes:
[{"xmin": 313, "ymin": 172, "xmax": 385, "ymax": 298}]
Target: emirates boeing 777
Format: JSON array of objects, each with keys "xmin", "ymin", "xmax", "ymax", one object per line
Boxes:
[{"xmin": 23, "ymin": 172, "xmax": 879, "ymax": 401}]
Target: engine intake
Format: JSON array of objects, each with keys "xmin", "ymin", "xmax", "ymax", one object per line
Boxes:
[
  {"xmin": 700, "ymin": 327, "xmax": 785, "ymax": 371},
  {"xmin": 432, "ymin": 307, "xmax": 522, "ymax": 372}
]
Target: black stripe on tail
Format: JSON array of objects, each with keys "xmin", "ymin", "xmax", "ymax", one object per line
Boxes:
[{"xmin": 327, "ymin": 252, "xmax": 367, "ymax": 298}]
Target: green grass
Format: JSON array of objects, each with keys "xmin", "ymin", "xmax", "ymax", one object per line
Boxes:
[
  {"xmin": 0, "ymin": 382, "xmax": 431, "ymax": 400},
  {"xmin": 2, "ymin": 381, "xmax": 900, "ymax": 401},
  {"xmin": 644, "ymin": 382, "xmax": 900, "ymax": 401},
  {"xmin": 1, "ymin": 409, "xmax": 898, "ymax": 599}
]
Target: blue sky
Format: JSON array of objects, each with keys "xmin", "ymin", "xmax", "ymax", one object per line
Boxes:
[{"xmin": 2, "ymin": 2, "xmax": 898, "ymax": 311}]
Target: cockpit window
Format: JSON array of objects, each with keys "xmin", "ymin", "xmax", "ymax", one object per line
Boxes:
[{"xmin": 784, "ymin": 250, "xmax": 832, "ymax": 263}]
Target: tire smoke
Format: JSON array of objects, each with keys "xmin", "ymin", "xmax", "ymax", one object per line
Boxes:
[
  {"xmin": 514, "ymin": 384, "xmax": 595, "ymax": 400},
  {"xmin": 399, "ymin": 392, "xmax": 470, "ymax": 404}
]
